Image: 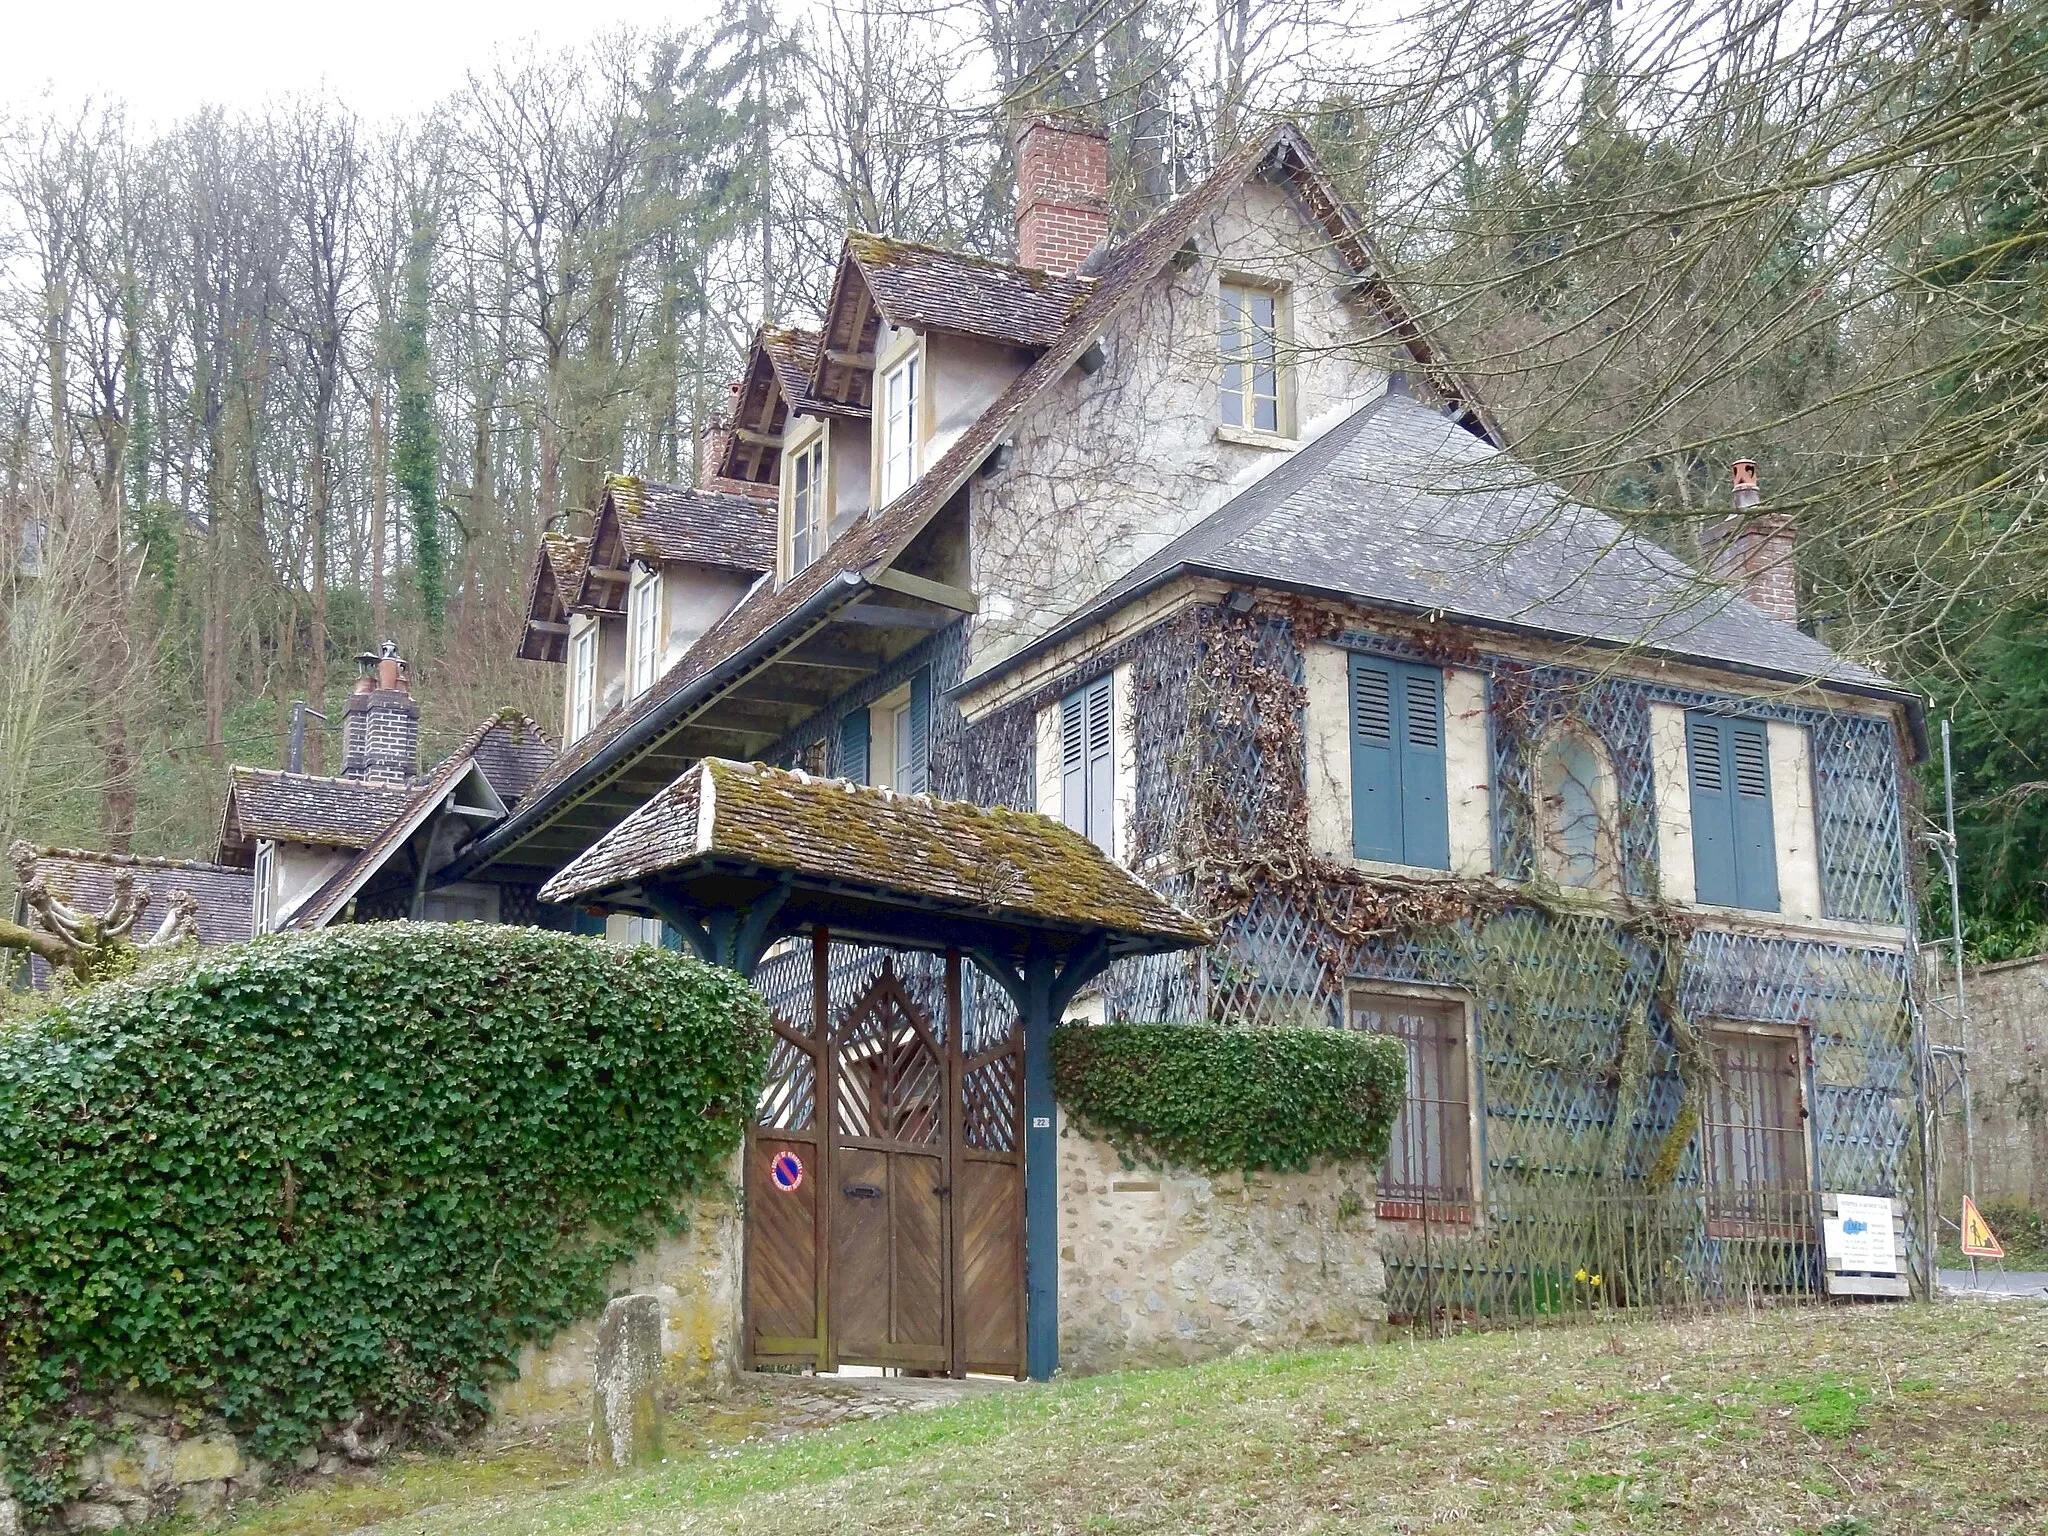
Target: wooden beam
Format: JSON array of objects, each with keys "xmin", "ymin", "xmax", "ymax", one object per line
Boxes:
[
  {"xmin": 826, "ymin": 348, "xmax": 875, "ymax": 369},
  {"xmin": 587, "ymin": 565, "xmax": 628, "ymax": 584},
  {"xmin": 525, "ymin": 619, "xmax": 570, "ymax": 636},
  {"xmin": 730, "ymin": 674, "xmax": 838, "ymax": 708},
  {"xmin": 838, "ymin": 602, "xmax": 949, "ymax": 631},
  {"xmin": 735, "ymin": 428, "xmax": 784, "ymax": 449},
  {"xmin": 868, "ymin": 567, "xmax": 978, "ymax": 614},
  {"xmin": 778, "ymin": 642, "xmax": 882, "ymax": 673}
]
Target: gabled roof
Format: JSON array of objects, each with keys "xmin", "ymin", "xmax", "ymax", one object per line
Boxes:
[
  {"xmin": 539, "ymin": 758, "xmax": 1209, "ymax": 952},
  {"xmin": 722, "ymin": 326, "xmax": 856, "ymax": 486},
  {"xmin": 286, "ymin": 712, "xmax": 553, "ymax": 930},
  {"xmin": 454, "ymin": 121, "xmax": 1493, "ymax": 884},
  {"xmin": 520, "ymin": 532, "xmax": 589, "ymax": 663},
  {"xmin": 219, "ymin": 768, "xmax": 415, "ymax": 861},
  {"xmin": 572, "ymin": 476, "xmax": 777, "ymax": 613},
  {"xmin": 965, "ymin": 391, "xmax": 1901, "ymax": 699},
  {"xmin": 20, "ymin": 847, "xmax": 251, "ymax": 950}
]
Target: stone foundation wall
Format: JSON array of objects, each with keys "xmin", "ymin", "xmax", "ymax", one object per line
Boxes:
[
  {"xmin": 490, "ymin": 1167, "xmax": 744, "ymax": 1426},
  {"xmin": 1941, "ymin": 955, "xmax": 2048, "ymax": 1209},
  {"xmin": 1056, "ymin": 1109, "xmax": 1386, "ymax": 1375}
]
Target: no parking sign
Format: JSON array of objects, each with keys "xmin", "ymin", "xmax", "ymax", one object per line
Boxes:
[{"xmin": 770, "ymin": 1149, "xmax": 805, "ymax": 1193}]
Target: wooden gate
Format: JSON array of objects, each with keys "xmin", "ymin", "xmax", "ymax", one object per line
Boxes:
[{"xmin": 744, "ymin": 941, "xmax": 1025, "ymax": 1376}]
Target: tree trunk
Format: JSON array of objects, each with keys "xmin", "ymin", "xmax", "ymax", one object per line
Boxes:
[{"xmin": 369, "ymin": 387, "xmax": 388, "ymax": 636}]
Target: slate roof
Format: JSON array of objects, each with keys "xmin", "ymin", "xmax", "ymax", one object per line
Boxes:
[
  {"xmin": 841, "ymin": 234, "xmax": 1092, "ymax": 349},
  {"xmin": 21, "ymin": 847, "xmax": 252, "ymax": 951},
  {"xmin": 539, "ymin": 759, "xmax": 1210, "ymax": 946},
  {"xmin": 222, "ymin": 768, "xmax": 416, "ymax": 855},
  {"xmin": 610, "ymin": 476, "xmax": 777, "ymax": 575},
  {"xmin": 971, "ymin": 392, "xmax": 1895, "ymax": 695},
  {"xmin": 460, "ymin": 123, "xmax": 1494, "ymax": 865},
  {"xmin": 285, "ymin": 712, "xmax": 557, "ymax": 930}
]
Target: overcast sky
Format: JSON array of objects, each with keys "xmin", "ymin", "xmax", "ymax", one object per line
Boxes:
[{"xmin": 2, "ymin": 0, "xmax": 729, "ymax": 129}]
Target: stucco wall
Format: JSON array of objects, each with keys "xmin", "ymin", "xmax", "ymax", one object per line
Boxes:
[
  {"xmin": 1056, "ymin": 1111, "xmax": 1386, "ymax": 1374},
  {"xmin": 1941, "ymin": 954, "xmax": 2048, "ymax": 1209},
  {"xmin": 970, "ymin": 174, "xmax": 1397, "ymax": 668},
  {"xmin": 491, "ymin": 1164, "xmax": 744, "ymax": 1425}
]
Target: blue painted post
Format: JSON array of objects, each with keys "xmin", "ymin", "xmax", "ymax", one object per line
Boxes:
[{"xmin": 1022, "ymin": 947, "xmax": 1058, "ymax": 1381}]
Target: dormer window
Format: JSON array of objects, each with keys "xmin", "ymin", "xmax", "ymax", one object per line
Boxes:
[
  {"xmin": 789, "ymin": 434, "xmax": 825, "ymax": 577},
  {"xmin": 628, "ymin": 565, "xmax": 663, "ymax": 699},
  {"xmin": 568, "ymin": 624, "xmax": 597, "ymax": 743},
  {"xmin": 1219, "ymin": 280, "xmax": 1284, "ymax": 435},
  {"xmin": 881, "ymin": 353, "xmax": 921, "ymax": 502}
]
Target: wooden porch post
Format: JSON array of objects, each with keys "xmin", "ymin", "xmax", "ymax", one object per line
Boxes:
[{"xmin": 1021, "ymin": 944, "xmax": 1059, "ymax": 1382}]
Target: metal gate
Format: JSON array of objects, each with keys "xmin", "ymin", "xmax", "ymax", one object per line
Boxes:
[{"xmin": 744, "ymin": 939, "xmax": 1024, "ymax": 1376}]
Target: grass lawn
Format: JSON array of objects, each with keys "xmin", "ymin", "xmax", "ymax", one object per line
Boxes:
[{"xmin": 215, "ymin": 1302, "xmax": 2047, "ymax": 1536}]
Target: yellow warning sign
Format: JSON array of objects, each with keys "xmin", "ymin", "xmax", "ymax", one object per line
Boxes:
[{"xmin": 1963, "ymin": 1195, "xmax": 2005, "ymax": 1259}]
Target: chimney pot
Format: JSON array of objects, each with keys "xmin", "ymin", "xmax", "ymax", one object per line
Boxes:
[
  {"xmin": 1731, "ymin": 458, "xmax": 1760, "ymax": 511},
  {"xmin": 1013, "ymin": 112, "xmax": 1111, "ymax": 277},
  {"xmin": 344, "ymin": 639, "xmax": 420, "ymax": 783}
]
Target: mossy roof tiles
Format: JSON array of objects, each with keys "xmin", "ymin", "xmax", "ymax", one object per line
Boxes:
[
  {"xmin": 223, "ymin": 768, "xmax": 416, "ymax": 852},
  {"xmin": 609, "ymin": 476, "xmax": 777, "ymax": 574},
  {"xmin": 540, "ymin": 758, "xmax": 1209, "ymax": 946},
  {"xmin": 842, "ymin": 235, "xmax": 1092, "ymax": 348}
]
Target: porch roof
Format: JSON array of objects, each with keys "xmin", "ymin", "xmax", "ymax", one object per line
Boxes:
[{"xmin": 538, "ymin": 758, "xmax": 1209, "ymax": 966}]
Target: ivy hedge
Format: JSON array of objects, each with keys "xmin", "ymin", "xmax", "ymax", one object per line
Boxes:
[
  {"xmin": 1051, "ymin": 1021, "xmax": 1405, "ymax": 1174},
  {"xmin": 0, "ymin": 923, "xmax": 766, "ymax": 1516}
]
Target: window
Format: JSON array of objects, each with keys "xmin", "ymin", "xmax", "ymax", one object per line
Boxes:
[
  {"xmin": 1219, "ymin": 281, "xmax": 1282, "ymax": 433},
  {"xmin": 788, "ymin": 435, "xmax": 825, "ymax": 576},
  {"xmin": 1060, "ymin": 674, "xmax": 1114, "ymax": 855},
  {"xmin": 890, "ymin": 699, "xmax": 916, "ymax": 792},
  {"xmin": 1349, "ymin": 654, "xmax": 1449, "ymax": 869},
  {"xmin": 1537, "ymin": 728, "xmax": 1618, "ymax": 892},
  {"xmin": 251, "ymin": 840, "xmax": 273, "ymax": 935},
  {"xmin": 1350, "ymin": 990, "xmax": 1475, "ymax": 1220},
  {"xmin": 880, "ymin": 353, "xmax": 921, "ymax": 502},
  {"xmin": 1686, "ymin": 713, "xmax": 1778, "ymax": 910},
  {"xmin": 849, "ymin": 670, "xmax": 930, "ymax": 792},
  {"xmin": 628, "ymin": 565, "xmax": 662, "ymax": 699},
  {"xmin": 568, "ymin": 625, "xmax": 597, "ymax": 743},
  {"xmin": 1702, "ymin": 1024, "xmax": 1809, "ymax": 1236}
]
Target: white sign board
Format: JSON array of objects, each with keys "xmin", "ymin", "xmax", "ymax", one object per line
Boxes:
[{"xmin": 1823, "ymin": 1193, "xmax": 1898, "ymax": 1274}]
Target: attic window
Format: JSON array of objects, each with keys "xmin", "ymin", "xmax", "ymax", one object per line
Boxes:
[
  {"xmin": 568, "ymin": 625, "xmax": 597, "ymax": 744},
  {"xmin": 628, "ymin": 566, "xmax": 663, "ymax": 699},
  {"xmin": 880, "ymin": 353, "xmax": 921, "ymax": 502},
  {"xmin": 788, "ymin": 434, "xmax": 825, "ymax": 577},
  {"xmin": 1219, "ymin": 281, "xmax": 1284, "ymax": 434}
]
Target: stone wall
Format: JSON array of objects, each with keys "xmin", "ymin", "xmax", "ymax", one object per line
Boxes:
[
  {"xmin": 1940, "ymin": 954, "xmax": 2048, "ymax": 1209},
  {"xmin": 1056, "ymin": 1110, "xmax": 1385, "ymax": 1375},
  {"xmin": 490, "ymin": 1168, "xmax": 744, "ymax": 1426}
]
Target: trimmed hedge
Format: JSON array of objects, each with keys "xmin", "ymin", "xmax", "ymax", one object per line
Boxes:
[
  {"xmin": 0, "ymin": 923, "xmax": 766, "ymax": 1514},
  {"xmin": 1051, "ymin": 1021, "xmax": 1405, "ymax": 1175}
]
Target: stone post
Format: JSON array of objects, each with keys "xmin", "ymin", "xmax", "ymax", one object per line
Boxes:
[{"xmin": 591, "ymin": 1293, "xmax": 665, "ymax": 1468}]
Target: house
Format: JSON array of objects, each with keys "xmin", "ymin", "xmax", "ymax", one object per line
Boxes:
[{"xmin": 457, "ymin": 110, "xmax": 1926, "ymax": 1326}]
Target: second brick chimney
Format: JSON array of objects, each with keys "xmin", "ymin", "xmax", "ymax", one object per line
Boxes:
[
  {"xmin": 1014, "ymin": 113, "xmax": 1110, "ymax": 276},
  {"xmin": 1701, "ymin": 460, "xmax": 1798, "ymax": 623},
  {"xmin": 342, "ymin": 640, "xmax": 420, "ymax": 784}
]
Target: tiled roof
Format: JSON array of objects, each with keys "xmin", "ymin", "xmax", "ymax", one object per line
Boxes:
[
  {"xmin": 285, "ymin": 711, "xmax": 555, "ymax": 930},
  {"xmin": 223, "ymin": 768, "xmax": 415, "ymax": 853},
  {"xmin": 520, "ymin": 532, "xmax": 590, "ymax": 661},
  {"xmin": 762, "ymin": 326, "xmax": 833, "ymax": 414},
  {"xmin": 467, "ymin": 123, "xmax": 1488, "ymax": 862},
  {"xmin": 970, "ymin": 392, "xmax": 1897, "ymax": 695},
  {"xmin": 611, "ymin": 476, "xmax": 777, "ymax": 574},
  {"xmin": 842, "ymin": 235, "xmax": 1092, "ymax": 348},
  {"xmin": 540, "ymin": 759, "xmax": 1209, "ymax": 945},
  {"xmin": 22, "ymin": 847, "xmax": 252, "ymax": 951}
]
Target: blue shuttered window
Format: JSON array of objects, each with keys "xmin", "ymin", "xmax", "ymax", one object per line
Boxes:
[
  {"xmin": 907, "ymin": 668, "xmax": 931, "ymax": 794},
  {"xmin": 840, "ymin": 705, "xmax": 870, "ymax": 784},
  {"xmin": 1686, "ymin": 714, "xmax": 1779, "ymax": 911},
  {"xmin": 1349, "ymin": 653, "xmax": 1450, "ymax": 870},
  {"xmin": 1060, "ymin": 674, "xmax": 1115, "ymax": 855}
]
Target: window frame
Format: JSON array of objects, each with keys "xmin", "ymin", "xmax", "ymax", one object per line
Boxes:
[
  {"xmin": 1348, "ymin": 985, "xmax": 1480, "ymax": 1223},
  {"xmin": 1699, "ymin": 1020, "xmax": 1813, "ymax": 1239},
  {"xmin": 627, "ymin": 564, "xmax": 663, "ymax": 700},
  {"xmin": 785, "ymin": 426, "xmax": 827, "ymax": 579},
  {"xmin": 568, "ymin": 623, "xmax": 598, "ymax": 744},
  {"xmin": 251, "ymin": 839, "xmax": 273, "ymax": 935},
  {"xmin": 1347, "ymin": 652, "xmax": 1450, "ymax": 871},
  {"xmin": 1536, "ymin": 724, "xmax": 1621, "ymax": 894},
  {"xmin": 879, "ymin": 351, "xmax": 922, "ymax": 503},
  {"xmin": 1218, "ymin": 277, "xmax": 1290, "ymax": 437}
]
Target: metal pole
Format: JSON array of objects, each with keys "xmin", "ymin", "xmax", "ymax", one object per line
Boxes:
[
  {"xmin": 286, "ymin": 703, "xmax": 327, "ymax": 774},
  {"xmin": 1943, "ymin": 719, "xmax": 1977, "ymax": 1206}
]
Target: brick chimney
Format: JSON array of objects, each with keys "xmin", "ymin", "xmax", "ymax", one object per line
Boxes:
[
  {"xmin": 1701, "ymin": 460, "xmax": 1798, "ymax": 623},
  {"xmin": 341, "ymin": 640, "xmax": 420, "ymax": 784},
  {"xmin": 1013, "ymin": 113, "xmax": 1110, "ymax": 276}
]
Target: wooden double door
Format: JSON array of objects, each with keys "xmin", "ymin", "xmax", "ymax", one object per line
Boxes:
[{"xmin": 745, "ymin": 947, "xmax": 1025, "ymax": 1376}]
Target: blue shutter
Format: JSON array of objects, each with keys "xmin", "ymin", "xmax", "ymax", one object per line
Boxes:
[
  {"xmin": 1059, "ymin": 691, "xmax": 1087, "ymax": 833},
  {"xmin": 1349, "ymin": 655, "xmax": 1401, "ymax": 861},
  {"xmin": 908, "ymin": 668, "xmax": 931, "ymax": 794},
  {"xmin": 1729, "ymin": 721, "xmax": 1780, "ymax": 911},
  {"xmin": 1398, "ymin": 667, "xmax": 1450, "ymax": 871},
  {"xmin": 1687, "ymin": 714, "xmax": 1737, "ymax": 906},
  {"xmin": 840, "ymin": 706, "xmax": 870, "ymax": 784},
  {"xmin": 1084, "ymin": 675, "xmax": 1114, "ymax": 855}
]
